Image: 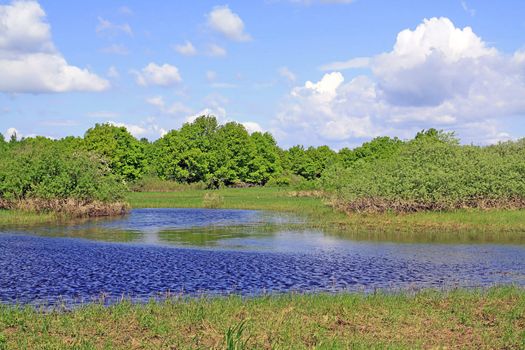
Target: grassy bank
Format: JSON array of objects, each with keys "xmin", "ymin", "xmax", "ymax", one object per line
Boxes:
[
  {"xmin": 1, "ymin": 286, "xmax": 523, "ymax": 349},
  {"xmin": 127, "ymin": 187, "xmax": 525, "ymax": 240},
  {"xmin": 0, "ymin": 209, "xmax": 62, "ymax": 226}
]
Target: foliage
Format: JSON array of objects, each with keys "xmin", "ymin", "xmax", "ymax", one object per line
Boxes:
[
  {"xmin": 284, "ymin": 145, "xmax": 337, "ymax": 180},
  {"xmin": 3, "ymin": 117, "xmax": 524, "ymax": 215},
  {"xmin": 84, "ymin": 123, "xmax": 147, "ymax": 181},
  {"xmin": 152, "ymin": 116, "xmax": 282, "ymax": 187},
  {"xmin": 0, "ymin": 137, "xmax": 126, "ymax": 208},
  {"xmin": 338, "ymin": 136, "xmax": 403, "ymax": 167},
  {"xmin": 324, "ymin": 133, "xmax": 525, "ymax": 212}
]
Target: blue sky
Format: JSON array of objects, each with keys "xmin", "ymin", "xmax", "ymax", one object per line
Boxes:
[{"xmin": 1, "ymin": 0, "xmax": 524, "ymax": 148}]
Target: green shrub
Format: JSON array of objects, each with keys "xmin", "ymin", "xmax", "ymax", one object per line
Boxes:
[
  {"xmin": 0, "ymin": 138, "xmax": 126, "ymax": 208},
  {"xmin": 323, "ymin": 135, "xmax": 525, "ymax": 212}
]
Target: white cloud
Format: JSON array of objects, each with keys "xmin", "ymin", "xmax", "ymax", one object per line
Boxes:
[
  {"xmin": 206, "ymin": 70, "xmax": 217, "ymax": 82},
  {"xmin": 279, "ymin": 67, "xmax": 296, "ymax": 82},
  {"xmin": 147, "ymin": 96, "xmax": 193, "ymax": 117},
  {"xmin": 461, "ymin": 1, "xmax": 476, "ymax": 16},
  {"xmin": 174, "ymin": 41, "xmax": 197, "ymax": 56},
  {"xmin": 118, "ymin": 6, "xmax": 133, "ymax": 16},
  {"xmin": 186, "ymin": 107, "xmax": 227, "ymax": 124},
  {"xmin": 0, "ymin": 1, "xmax": 109, "ymax": 93},
  {"xmin": 275, "ymin": 17, "xmax": 525, "ymax": 146},
  {"xmin": 146, "ymin": 96, "xmax": 165, "ymax": 108},
  {"xmin": 100, "ymin": 44, "xmax": 129, "ymax": 55},
  {"xmin": 242, "ymin": 122, "xmax": 263, "ymax": 134},
  {"xmin": 207, "ymin": 5, "xmax": 251, "ymax": 42},
  {"xmin": 373, "ymin": 17, "xmax": 498, "ymax": 107},
  {"xmin": 207, "ymin": 43, "xmax": 227, "ymax": 57},
  {"xmin": 96, "ymin": 17, "xmax": 132, "ymax": 37},
  {"xmin": 107, "ymin": 66, "xmax": 119, "ymax": 78},
  {"xmin": 320, "ymin": 57, "xmax": 370, "ymax": 71},
  {"xmin": 134, "ymin": 63, "xmax": 182, "ymax": 87},
  {"xmin": 5, "ymin": 127, "xmax": 19, "ymax": 140},
  {"xmin": 108, "ymin": 121, "xmax": 146, "ymax": 137}
]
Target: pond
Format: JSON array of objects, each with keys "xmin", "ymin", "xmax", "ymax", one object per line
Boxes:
[{"xmin": 1, "ymin": 208, "xmax": 525, "ymax": 305}]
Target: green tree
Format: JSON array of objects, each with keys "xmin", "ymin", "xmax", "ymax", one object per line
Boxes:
[
  {"xmin": 213, "ymin": 122, "xmax": 256, "ymax": 185},
  {"xmin": 339, "ymin": 136, "xmax": 403, "ymax": 167},
  {"xmin": 84, "ymin": 124, "xmax": 146, "ymax": 181},
  {"xmin": 249, "ymin": 132, "xmax": 283, "ymax": 184}
]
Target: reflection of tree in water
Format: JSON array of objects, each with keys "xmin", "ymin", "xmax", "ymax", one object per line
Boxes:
[
  {"xmin": 9, "ymin": 208, "xmax": 525, "ymax": 248},
  {"xmin": 158, "ymin": 224, "xmax": 283, "ymax": 247}
]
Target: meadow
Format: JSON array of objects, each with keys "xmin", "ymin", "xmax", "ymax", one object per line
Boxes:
[{"xmin": 1, "ymin": 286, "xmax": 524, "ymax": 349}]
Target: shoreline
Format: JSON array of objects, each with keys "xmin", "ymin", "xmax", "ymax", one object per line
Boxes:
[{"xmin": 127, "ymin": 187, "xmax": 525, "ymax": 238}]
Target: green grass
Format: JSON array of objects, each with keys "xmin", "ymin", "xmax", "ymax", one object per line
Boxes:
[
  {"xmin": 1, "ymin": 286, "xmax": 524, "ymax": 349},
  {"xmin": 0, "ymin": 209, "xmax": 61, "ymax": 227},
  {"xmin": 127, "ymin": 187, "xmax": 525, "ymax": 242}
]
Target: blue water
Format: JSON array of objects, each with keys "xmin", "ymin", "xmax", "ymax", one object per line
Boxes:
[{"xmin": 1, "ymin": 208, "xmax": 524, "ymax": 304}]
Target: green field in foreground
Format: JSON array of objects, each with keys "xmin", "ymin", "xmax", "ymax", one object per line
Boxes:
[
  {"xmin": 127, "ymin": 188, "xmax": 525, "ymax": 242},
  {"xmin": 1, "ymin": 287, "xmax": 524, "ymax": 349}
]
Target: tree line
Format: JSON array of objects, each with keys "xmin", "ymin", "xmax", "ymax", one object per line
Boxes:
[{"xmin": 2, "ymin": 116, "xmax": 525, "ymax": 214}]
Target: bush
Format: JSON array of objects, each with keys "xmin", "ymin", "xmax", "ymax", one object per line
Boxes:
[
  {"xmin": 0, "ymin": 139, "xmax": 127, "ymax": 216},
  {"xmin": 323, "ymin": 136, "xmax": 525, "ymax": 213}
]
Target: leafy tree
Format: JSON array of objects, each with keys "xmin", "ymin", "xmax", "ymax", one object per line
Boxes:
[
  {"xmin": 84, "ymin": 124, "xmax": 146, "ymax": 181},
  {"xmin": 339, "ymin": 136, "xmax": 403, "ymax": 167},
  {"xmin": 248, "ymin": 132, "xmax": 282, "ymax": 185},
  {"xmin": 285, "ymin": 145, "xmax": 337, "ymax": 180},
  {"xmin": 213, "ymin": 122, "xmax": 256, "ymax": 185}
]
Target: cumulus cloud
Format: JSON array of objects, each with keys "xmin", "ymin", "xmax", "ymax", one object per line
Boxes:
[
  {"xmin": 0, "ymin": 0, "xmax": 109, "ymax": 93},
  {"xmin": 107, "ymin": 119, "xmax": 167, "ymax": 139},
  {"xmin": 107, "ymin": 121, "xmax": 146, "ymax": 137},
  {"xmin": 134, "ymin": 63, "xmax": 182, "ymax": 87},
  {"xmin": 207, "ymin": 5, "xmax": 251, "ymax": 42},
  {"xmin": 174, "ymin": 41, "xmax": 197, "ymax": 56},
  {"xmin": 275, "ymin": 17, "xmax": 525, "ymax": 146},
  {"xmin": 242, "ymin": 121, "xmax": 263, "ymax": 134},
  {"xmin": 207, "ymin": 43, "xmax": 227, "ymax": 57}
]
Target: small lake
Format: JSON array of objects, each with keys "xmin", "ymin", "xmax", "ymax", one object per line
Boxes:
[{"xmin": 1, "ymin": 208, "xmax": 525, "ymax": 305}]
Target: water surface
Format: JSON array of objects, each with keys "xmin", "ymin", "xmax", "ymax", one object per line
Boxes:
[{"xmin": 1, "ymin": 208, "xmax": 524, "ymax": 304}]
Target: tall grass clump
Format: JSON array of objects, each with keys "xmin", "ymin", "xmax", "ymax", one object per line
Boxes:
[
  {"xmin": 323, "ymin": 131, "xmax": 525, "ymax": 213},
  {"xmin": 0, "ymin": 138, "xmax": 128, "ymax": 217},
  {"xmin": 202, "ymin": 192, "xmax": 224, "ymax": 208}
]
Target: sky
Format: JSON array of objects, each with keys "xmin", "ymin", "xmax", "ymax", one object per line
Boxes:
[{"xmin": 1, "ymin": 0, "xmax": 524, "ymax": 148}]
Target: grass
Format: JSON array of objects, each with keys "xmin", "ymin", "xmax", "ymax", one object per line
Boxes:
[
  {"xmin": 127, "ymin": 187, "xmax": 525, "ymax": 242},
  {"xmin": 1, "ymin": 286, "xmax": 524, "ymax": 349},
  {"xmin": 0, "ymin": 209, "xmax": 61, "ymax": 226}
]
